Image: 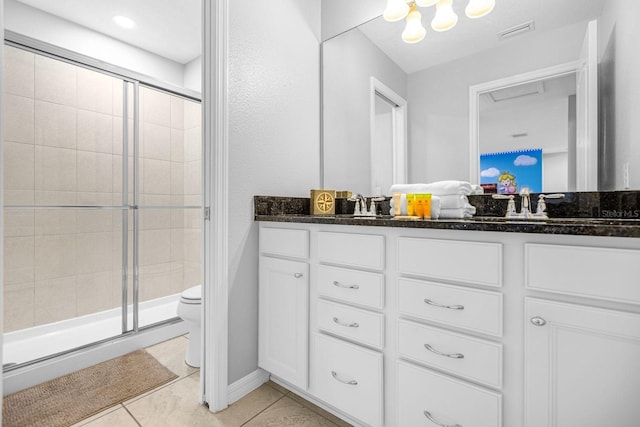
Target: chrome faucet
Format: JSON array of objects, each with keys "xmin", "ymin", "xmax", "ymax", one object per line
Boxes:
[
  {"xmin": 492, "ymin": 187, "xmax": 564, "ymax": 219},
  {"xmin": 348, "ymin": 194, "xmax": 385, "ymax": 216},
  {"xmin": 348, "ymin": 194, "xmax": 367, "ymax": 216},
  {"xmin": 533, "ymin": 193, "xmax": 565, "ymax": 219}
]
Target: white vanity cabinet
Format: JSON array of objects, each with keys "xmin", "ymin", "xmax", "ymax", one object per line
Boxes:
[
  {"xmin": 525, "ymin": 298, "xmax": 640, "ymax": 427},
  {"xmin": 523, "ymin": 242, "xmax": 640, "ymax": 427},
  {"xmin": 258, "ymin": 226, "xmax": 310, "ymax": 389},
  {"xmin": 257, "ymin": 221, "xmax": 640, "ymax": 427},
  {"xmin": 396, "ymin": 236, "xmax": 504, "ymax": 427},
  {"xmin": 313, "ymin": 230, "xmax": 386, "ymax": 427}
]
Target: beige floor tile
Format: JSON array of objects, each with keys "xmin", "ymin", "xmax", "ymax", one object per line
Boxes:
[
  {"xmin": 287, "ymin": 393, "xmax": 353, "ymax": 427},
  {"xmin": 264, "ymin": 380, "xmax": 290, "ymax": 396},
  {"xmin": 73, "ymin": 405, "xmax": 139, "ymax": 427},
  {"xmin": 214, "ymin": 383, "xmax": 285, "ymax": 427},
  {"xmin": 125, "ymin": 372, "xmax": 224, "ymax": 426},
  {"xmin": 244, "ymin": 395, "xmax": 341, "ymax": 427},
  {"xmin": 145, "ymin": 335, "xmax": 197, "ymax": 379}
]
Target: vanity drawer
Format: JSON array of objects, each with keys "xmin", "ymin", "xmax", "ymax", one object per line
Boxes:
[
  {"xmin": 398, "ymin": 361, "xmax": 502, "ymax": 427},
  {"xmin": 398, "ymin": 237, "xmax": 502, "ymax": 288},
  {"xmin": 398, "ymin": 319, "xmax": 502, "ymax": 389},
  {"xmin": 398, "ymin": 278, "xmax": 503, "ymax": 337},
  {"xmin": 314, "ymin": 333, "xmax": 383, "ymax": 427},
  {"xmin": 317, "ymin": 232, "xmax": 384, "ymax": 271},
  {"xmin": 525, "ymin": 243, "xmax": 640, "ymax": 304},
  {"xmin": 317, "ymin": 300, "xmax": 384, "ymax": 349},
  {"xmin": 260, "ymin": 226, "xmax": 309, "ymax": 259},
  {"xmin": 317, "ymin": 265, "xmax": 384, "ymax": 309}
]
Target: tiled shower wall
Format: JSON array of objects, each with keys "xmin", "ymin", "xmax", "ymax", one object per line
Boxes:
[{"xmin": 2, "ymin": 45, "xmax": 202, "ymax": 333}]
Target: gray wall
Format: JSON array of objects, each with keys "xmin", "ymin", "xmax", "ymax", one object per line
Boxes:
[
  {"xmin": 323, "ymin": 28, "xmax": 407, "ymax": 195},
  {"xmin": 598, "ymin": 0, "xmax": 640, "ymax": 189},
  {"xmin": 227, "ymin": 0, "xmax": 321, "ymax": 383}
]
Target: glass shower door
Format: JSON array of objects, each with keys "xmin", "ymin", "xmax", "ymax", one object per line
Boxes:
[
  {"xmin": 2, "ymin": 44, "xmax": 202, "ymax": 368},
  {"xmin": 136, "ymin": 85, "xmax": 202, "ymax": 329},
  {"xmin": 2, "ymin": 45, "xmax": 130, "ymax": 365}
]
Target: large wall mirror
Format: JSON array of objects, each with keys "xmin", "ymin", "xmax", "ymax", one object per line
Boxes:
[{"xmin": 322, "ymin": 0, "xmax": 640, "ymax": 196}]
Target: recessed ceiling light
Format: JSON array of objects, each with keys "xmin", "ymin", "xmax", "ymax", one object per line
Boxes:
[{"xmin": 113, "ymin": 15, "xmax": 136, "ymax": 29}]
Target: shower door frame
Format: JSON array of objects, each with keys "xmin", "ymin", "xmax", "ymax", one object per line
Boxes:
[{"xmin": 1, "ymin": 33, "xmax": 204, "ymax": 367}]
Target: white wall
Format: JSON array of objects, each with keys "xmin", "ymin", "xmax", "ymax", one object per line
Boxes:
[
  {"xmin": 408, "ymin": 21, "xmax": 589, "ymax": 184},
  {"xmin": 598, "ymin": 0, "xmax": 640, "ymax": 189},
  {"xmin": 323, "ymin": 28, "xmax": 407, "ymax": 195},
  {"xmin": 481, "ymin": 98, "xmax": 570, "ymax": 154},
  {"xmin": 183, "ymin": 56, "xmax": 202, "ymax": 93},
  {"xmin": 227, "ymin": 0, "xmax": 321, "ymax": 383},
  {"xmin": 321, "ymin": 0, "xmax": 384, "ymax": 41},
  {"xmin": 4, "ymin": 0, "xmax": 185, "ymax": 88}
]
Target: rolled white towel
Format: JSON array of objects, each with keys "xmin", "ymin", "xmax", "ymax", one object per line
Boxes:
[
  {"xmin": 439, "ymin": 204, "xmax": 476, "ymax": 219},
  {"xmin": 390, "ymin": 180, "xmax": 474, "ymax": 196},
  {"xmin": 439, "ymin": 194, "xmax": 469, "ymax": 209},
  {"xmin": 471, "ymin": 184, "xmax": 484, "ymax": 195}
]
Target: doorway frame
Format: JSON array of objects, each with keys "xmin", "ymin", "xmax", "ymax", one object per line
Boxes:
[
  {"xmin": 468, "ymin": 61, "xmax": 587, "ymax": 188},
  {"xmin": 370, "ymin": 77, "xmax": 408, "ymax": 193},
  {"xmin": 202, "ymin": 0, "xmax": 229, "ymax": 412}
]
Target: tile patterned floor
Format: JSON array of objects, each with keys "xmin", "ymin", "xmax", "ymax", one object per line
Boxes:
[{"xmin": 71, "ymin": 336, "xmax": 352, "ymax": 427}]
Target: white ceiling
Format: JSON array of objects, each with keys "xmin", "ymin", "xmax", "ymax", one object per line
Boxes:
[
  {"xmin": 13, "ymin": 0, "xmax": 607, "ymax": 71},
  {"xmin": 15, "ymin": 0, "xmax": 201, "ymax": 64},
  {"xmin": 358, "ymin": 0, "xmax": 607, "ymax": 74}
]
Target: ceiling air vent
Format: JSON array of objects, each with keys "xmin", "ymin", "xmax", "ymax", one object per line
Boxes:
[
  {"xmin": 487, "ymin": 80, "xmax": 545, "ymax": 103},
  {"xmin": 499, "ymin": 20, "xmax": 535, "ymax": 40}
]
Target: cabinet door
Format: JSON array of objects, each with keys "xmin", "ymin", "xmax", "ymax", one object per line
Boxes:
[
  {"xmin": 525, "ymin": 298, "xmax": 640, "ymax": 427},
  {"xmin": 259, "ymin": 256, "xmax": 309, "ymax": 389}
]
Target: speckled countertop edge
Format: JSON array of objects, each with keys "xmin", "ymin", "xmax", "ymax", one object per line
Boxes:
[
  {"xmin": 254, "ymin": 195, "xmax": 640, "ymax": 238},
  {"xmin": 254, "ymin": 214, "xmax": 640, "ymax": 238}
]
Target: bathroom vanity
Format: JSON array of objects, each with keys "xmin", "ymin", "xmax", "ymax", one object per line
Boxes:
[{"xmin": 255, "ymin": 196, "xmax": 640, "ymax": 427}]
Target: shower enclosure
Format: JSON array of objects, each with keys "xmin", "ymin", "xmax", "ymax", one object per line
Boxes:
[{"xmin": 2, "ymin": 42, "xmax": 202, "ymax": 369}]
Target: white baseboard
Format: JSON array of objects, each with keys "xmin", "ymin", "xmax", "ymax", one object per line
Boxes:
[{"xmin": 227, "ymin": 368, "xmax": 270, "ymax": 404}]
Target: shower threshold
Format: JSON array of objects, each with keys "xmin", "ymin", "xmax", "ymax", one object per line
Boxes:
[{"xmin": 3, "ymin": 294, "xmax": 182, "ymax": 368}]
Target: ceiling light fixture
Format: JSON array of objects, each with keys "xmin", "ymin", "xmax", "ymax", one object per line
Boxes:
[
  {"xmin": 383, "ymin": 0, "xmax": 496, "ymax": 43},
  {"xmin": 112, "ymin": 15, "xmax": 136, "ymax": 29},
  {"xmin": 402, "ymin": 3, "xmax": 427, "ymax": 43}
]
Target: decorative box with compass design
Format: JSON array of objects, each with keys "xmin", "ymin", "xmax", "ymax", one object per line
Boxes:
[{"xmin": 310, "ymin": 190, "xmax": 336, "ymax": 215}]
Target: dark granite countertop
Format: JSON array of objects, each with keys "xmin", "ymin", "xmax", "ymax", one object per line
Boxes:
[{"xmin": 254, "ymin": 194, "xmax": 640, "ymax": 238}]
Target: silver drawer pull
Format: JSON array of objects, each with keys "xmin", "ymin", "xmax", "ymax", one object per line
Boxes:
[
  {"xmin": 424, "ymin": 298, "xmax": 464, "ymax": 310},
  {"xmin": 424, "ymin": 343, "xmax": 464, "ymax": 359},
  {"xmin": 331, "ymin": 370, "xmax": 358, "ymax": 385},
  {"xmin": 333, "ymin": 317, "xmax": 359, "ymax": 328},
  {"xmin": 332, "ymin": 280, "xmax": 359, "ymax": 290},
  {"xmin": 423, "ymin": 410, "xmax": 462, "ymax": 427},
  {"xmin": 294, "ymin": 273, "xmax": 303, "ymax": 278}
]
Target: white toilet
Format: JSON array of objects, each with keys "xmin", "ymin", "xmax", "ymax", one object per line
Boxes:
[{"xmin": 177, "ymin": 285, "xmax": 202, "ymax": 368}]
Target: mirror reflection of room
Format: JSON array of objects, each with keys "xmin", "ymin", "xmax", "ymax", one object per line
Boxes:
[
  {"xmin": 322, "ymin": 0, "xmax": 638, "ymax": 195},
  {"xmin": 479, "ymin": 74, "xmax": 577, "ymax": 193}
]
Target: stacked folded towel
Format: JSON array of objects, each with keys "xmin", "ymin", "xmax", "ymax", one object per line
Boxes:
[{"xmin": 389, "ymin": 181, "xmax": 482, "ymax": 219}]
